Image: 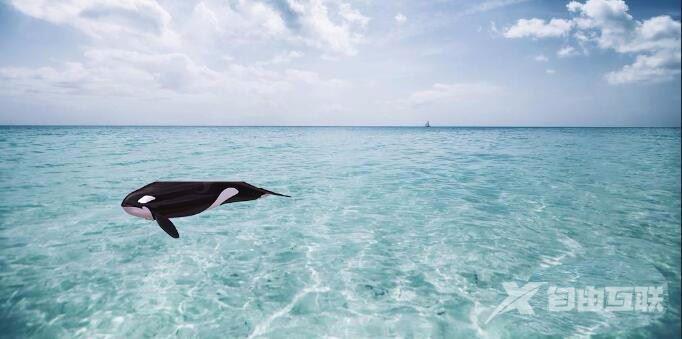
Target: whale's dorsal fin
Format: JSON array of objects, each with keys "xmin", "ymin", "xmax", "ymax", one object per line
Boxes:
[{"xmin": 153, "ymin": 213, "xmax": 179, "ymax": 238}]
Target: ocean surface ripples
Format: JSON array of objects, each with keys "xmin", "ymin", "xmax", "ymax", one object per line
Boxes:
[{"xmin": 0, "ymin": 127, "xmax": 679, "ymax": 338}]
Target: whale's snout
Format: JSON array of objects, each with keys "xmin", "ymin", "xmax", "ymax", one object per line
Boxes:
[
  {"xmin": 121, "ymin": 194, "xmax": 153, "ymax": 220},
  {"xmin": 122, "ymin": 206, "xmax": 153, "ymax": 220}
]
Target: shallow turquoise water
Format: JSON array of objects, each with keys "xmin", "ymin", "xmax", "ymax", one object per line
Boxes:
[{"xmin": 0, "ymin": 127, "xmax": 680, "ymax": 338}]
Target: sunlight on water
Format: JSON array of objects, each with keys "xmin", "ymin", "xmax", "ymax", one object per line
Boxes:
[{"xmin": 0, "ymin": 127, "xmax": 679, "ymax": 337}]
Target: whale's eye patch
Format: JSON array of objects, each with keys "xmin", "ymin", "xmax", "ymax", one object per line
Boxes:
[{"xmin": 138, "ymin": 195, "xmax": 156, "ymax": 204}]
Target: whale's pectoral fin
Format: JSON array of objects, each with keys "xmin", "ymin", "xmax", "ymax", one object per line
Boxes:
[{"xmin": 154, "ymin": 214, "xmax": 179, "ymax": 238}]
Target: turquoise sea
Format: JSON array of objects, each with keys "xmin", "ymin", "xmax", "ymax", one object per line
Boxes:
[{"xmin": 0, "ymin": 126, "xmax": 680, "ymax": 338}]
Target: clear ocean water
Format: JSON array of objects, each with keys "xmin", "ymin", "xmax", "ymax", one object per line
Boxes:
[{"xmin": 0, "ymin": 126, "xmax": 680, "ymax": 338}]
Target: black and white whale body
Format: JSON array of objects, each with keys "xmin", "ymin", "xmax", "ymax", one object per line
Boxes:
[{"xmin": 122, "ymin": 182, "xmax": 289, "ymax": 238}]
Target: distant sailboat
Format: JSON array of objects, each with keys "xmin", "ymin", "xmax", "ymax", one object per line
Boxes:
[{"xmin": 425, "ymin": 121, "xmax": 430, "ymax": 127}]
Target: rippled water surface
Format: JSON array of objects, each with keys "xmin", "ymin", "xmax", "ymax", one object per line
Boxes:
[{"xmin": 0, "ymin": 127, "xmax": 680, "ymax": 338}]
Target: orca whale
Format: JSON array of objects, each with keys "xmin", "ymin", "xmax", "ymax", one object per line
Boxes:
[{"xmin": 121, "ymin": 181, "xmax": 289, "ymax": 238}]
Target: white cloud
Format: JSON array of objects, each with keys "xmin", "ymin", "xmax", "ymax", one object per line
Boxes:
[
  {"xmin": 395, "ymin": 13, "xmax": 407, "ymax": 25},
  {"xmin": 567, "ymin": 0, "xmax": 635, "ymax": 50},
  {"xmin": 606, "ymin": 49, "xmax": 682, "ymax": 84},
  {"xmin": 1, "ymin": 0, "xmax": 365, "ymax": 104},
  {"xmin": 10, "ymin": 0, "xmax": 171, "ymax": 35},
  {"xmin": 622, "ymin": 15, "xmax": 681, "ymax": 53},
  {"xmin": 285, "ymin": 0, "xmax": 369, "ymax": 56},
  {"xmin": 0, "ymin": 48, "xmax": 343, "ymax": 98},
  {"xmin": 259, "ymin": 51, "xmax": 305, "ymax": 65},
  {"xmin": 0, "ymin": 50, "xmax": 215, "ymax": 97},
  {"xmin": 9, "ymin": 0, "xmax": 370, "ymax": 57},
  {"xmin": 534, "ymin": 54, "xmax": 549, "ymax": 62},
  {"xmin": 489, "ymin": 21, "xmax": 498, "ymax": 34},
  {"xmin": 557, "ymin": 45, "xmax": 580, "ymax": 58},
  {"xmin": 339, "ymin": 2, "xmax": 369, "ymax": 28},
  {"xmin": 461, "ymin": 0, "xmax": 531, "ymax": 16},
  {"xmin": 546, "ymin": 69, "xmax": 556, "ymax": 74},
  {"xmin": 504, "ymin": 18, "xmax": 573, "ymax": 38},
  {"xmin": 10, "ymin": 0, "xmax": 181, "ymax": 48},
  {"xmin": 408, "ymin": 82, "xmax": 499, "ymax": 106},
  {"xmin": 284, "ymin": 69, "xmax": 347, "ymax": 87},
  {"xmin": 505, "ymin": 0, "xmax": 681, "ymax": 84}
]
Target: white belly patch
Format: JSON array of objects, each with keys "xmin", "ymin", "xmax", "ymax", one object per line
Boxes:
[{"xmin": 208, "ymin": 188, "xmax": 239, "ymax": 210}]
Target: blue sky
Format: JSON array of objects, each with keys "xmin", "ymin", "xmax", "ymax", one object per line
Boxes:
[{"xmin": 0, "ymin": 0, "xmax": 680, "ymax": 126}]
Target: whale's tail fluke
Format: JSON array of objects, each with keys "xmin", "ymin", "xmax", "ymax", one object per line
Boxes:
[
  {"xmin": 236, "ymin": 181, "xmax": 291, "ymax": 198},
  {"xmin": 261, "ymin": 188, "xmax": 291, "ymax": 197}
]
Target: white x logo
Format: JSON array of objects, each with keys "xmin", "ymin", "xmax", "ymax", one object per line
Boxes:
[{"xmin": 485, "ymin": 282, "xmax": 545, "ymax": 324}]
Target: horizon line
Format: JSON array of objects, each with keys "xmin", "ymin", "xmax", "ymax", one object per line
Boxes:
[{"xmin": 0, "ymin": 124, "xmax": 680, "ymax": 128}]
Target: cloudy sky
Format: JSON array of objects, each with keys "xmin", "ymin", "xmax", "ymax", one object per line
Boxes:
[{"xmin": 0, "ymin": 0, "xmax": 680, "ymax": 126}]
